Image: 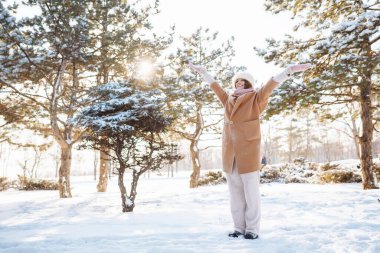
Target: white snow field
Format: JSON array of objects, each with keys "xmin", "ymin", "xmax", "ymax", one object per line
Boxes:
[{"xmin": 1, "ymin": 173, "xmax": 380, "ymax": 253}]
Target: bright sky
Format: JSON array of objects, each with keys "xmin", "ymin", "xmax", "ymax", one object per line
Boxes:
[{"xmin": 150, "ymin": 0, "xmax": 296, "ymax": 84}]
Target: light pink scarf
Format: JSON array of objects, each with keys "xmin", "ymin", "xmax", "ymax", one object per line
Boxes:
[{"xmin": 232, "ymin": 88, "xmax": 254, "ymax": 98}]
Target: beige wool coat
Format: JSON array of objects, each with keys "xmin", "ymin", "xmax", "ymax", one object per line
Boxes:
[{"xmin": 210, "ymin": 78, "xmax": 279, "ymax": 174}]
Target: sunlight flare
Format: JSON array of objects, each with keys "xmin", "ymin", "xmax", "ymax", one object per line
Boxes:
[{"xmin": 137, "ymin": 60, "xmax": 155, "ymax": 79}]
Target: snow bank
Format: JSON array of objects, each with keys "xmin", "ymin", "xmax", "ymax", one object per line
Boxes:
[
  {"xmin": 261, "ymin": 158, "xmax": 368, "ymax": 184},
  {"xmin": 0, "ymin": 174, "xmax": 379, "ymax": 253}
]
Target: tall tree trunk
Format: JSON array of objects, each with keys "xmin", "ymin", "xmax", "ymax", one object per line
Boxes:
[
  {"xmin": 118, "ymin": 166, "xmax": 128, "ymax": 212},
  {"xmin": 125, "ymin": 171, "xmax": 139, "ymax": 212},
  {"xmin": 189, "ymin": 139, "xmax": 201, "ymax": 188},
  {"xmin": 359, "ymin": 80, "xmax": 378, "ymax": 189},
  {"xmin": 189, "ymin": 104, "xmax": 203, "ymax": 188},
  {"xmin": 97, "ymin": 13, "xmax": 110, "ymax": 190},
  {"xmin": 58, "ymin": 145, "xmax": 72, "ymax": 198},
  {"xmin": 97, "ymin": 148, "xmax": 109, "ymax": 192},
  {"xmin": 358, "ymin": 37, "xmax": 378, "ymax": 189},
  {"xmin": 50, "ymin": 59, "xmax": 72, "ymax": 198}
]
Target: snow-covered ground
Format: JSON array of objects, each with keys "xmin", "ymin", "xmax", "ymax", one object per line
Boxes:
[{"xmin": 1, "ymin": 173, "xmax": 380, "ymax": 253}]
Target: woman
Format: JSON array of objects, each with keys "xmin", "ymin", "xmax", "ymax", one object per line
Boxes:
[{"xmin": 188, "ymin": 62, "xmax": 311, "ymax": 240}]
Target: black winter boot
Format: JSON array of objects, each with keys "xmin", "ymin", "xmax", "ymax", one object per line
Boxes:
[
  {"xmin": 228, "ymin": 231, "xmax": 244, "ymax": 238},
  {"xmin": 244, "ymin": 232, "xmax": 259, "ymax": 240}
]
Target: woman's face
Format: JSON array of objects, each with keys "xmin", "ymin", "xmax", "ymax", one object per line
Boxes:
[{"xmin": 235, "ymin": 78, "xmax": 245, "ymax": 90}]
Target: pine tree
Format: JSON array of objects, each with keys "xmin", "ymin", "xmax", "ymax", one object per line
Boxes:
[
  {"xmin": 0, "ymin": 0, "xmax": 94, "ymax": 197},
  {"xmin": 85, "ymin": 0, "xmax": 170, "ymax": 192},
  {"xmin": 76, "ymin": 81, "xmax": 180, "ymax": 212},
  {"xmin": 256, "ymin": 0, "xmax": 380, "ymax": 189}
]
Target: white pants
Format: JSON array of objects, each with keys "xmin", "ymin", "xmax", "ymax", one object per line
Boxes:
[{"xmin": 226, "ymin": 161, "xmax": 261, "ymax": 235}]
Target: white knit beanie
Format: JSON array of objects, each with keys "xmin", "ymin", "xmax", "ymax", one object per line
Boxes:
[{"xmin": 231, "ymin": 72, "xmax": 255, "ymax": 89}]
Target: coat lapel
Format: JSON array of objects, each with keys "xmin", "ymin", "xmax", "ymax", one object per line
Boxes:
[{"xmin": 230, "ymin": 92, "xmax": 254, "ymax": 118}]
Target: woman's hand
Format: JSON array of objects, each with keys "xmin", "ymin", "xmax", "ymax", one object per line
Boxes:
[
  {"xmin": 273, "ymin": 63, "xmax": 312, "ymax": 83},
  {"xmin": 187, "ymin": 62, "xmax": 215, "ymax": 84},
  {"xmin": 287, "ymin": 63, "xmax": 312, "ymax": 75},
  {"xmin": 188, "ymin": 62, "xmax": 207, "ymax": 75}
]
